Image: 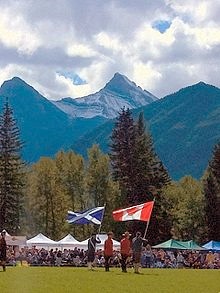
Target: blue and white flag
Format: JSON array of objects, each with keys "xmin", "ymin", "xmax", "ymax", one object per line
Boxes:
[{"xmin": 67, "ymin": 206, "xmax": 105, "ymax": 225}]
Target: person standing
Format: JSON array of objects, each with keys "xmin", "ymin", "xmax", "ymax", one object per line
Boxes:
[
  {"xmin": 87, "ymin": 233, "xmax": 101, "ymax": 270},
  {"xmin": 120, "ymin": 231, "xmax": 131, "ymax": 273},
  {"xmin": 145, "ymin": 244, "xmax": 153, "ymax": 268},
  {"xmin": 132, "ymin": 231, "xmax": 147, "ymax": 274},
  {"xmin": 104, "ymin": 232, "xmax": 113, "ymax": 272},
  {"xmin": 0, "ymin": 230, "xmax": 7, "ymax": 272}
]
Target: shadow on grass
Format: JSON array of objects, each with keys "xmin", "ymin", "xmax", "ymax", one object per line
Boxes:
[{"xmin": 115, "ymin": 271, "xmax": 159, "ymax": 276}]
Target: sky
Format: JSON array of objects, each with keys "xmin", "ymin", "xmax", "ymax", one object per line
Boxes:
[{"xmin": 0, "ymin": 0, "xmax": 219, "ymax": 100}]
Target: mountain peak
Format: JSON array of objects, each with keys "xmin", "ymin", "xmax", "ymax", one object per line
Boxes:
[
  {"xmin": 182, "ymin": 81, "xmax": 220, "ymax": 95},
  {"xmin": 104, "ymin": 72, "xmax": 137, "ymax": 92},
  {"xmin": 4, "ymin": 76, "xmax": 28, "ymax": 87},
  {"xmin": 192, "ymin": 81, "xmax": 220, "ymax": 92},
  {"xmin": 11, "ymin": 76, "xmax": 25, "ymax": 82},
  {"xmin": 53, "ymin": 73, "xmax": 157, "ymax": 119},
  {"xmin": 1, "ymin": 76, "xmax": 35, "ymax": 92},
  {"xmin": 0, "ymin": 76, "xmax": 50, "ymax": 105}
]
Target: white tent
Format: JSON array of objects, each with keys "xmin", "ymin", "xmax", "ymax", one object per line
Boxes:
[
  {"xmin": 2, "ymin": 230, "xmax": 11, "ymax": 237},
  {"xmin": 58, "ymin": 234, "xmax": 81, "ymax": 249},
  {"xmin": 3, "ymin": 230, "xmax": 27, "ymax": 247},
  {"xmin": 78, "ymin": 234, "xmax": 120, "ymax": 251},
  {"xmin": 26, "ymin": 233, "xmax": 58, "ymax": 248},
  {"xmin": 6, "ymin": 235, "xmax": 27, "ymax": 247},
  {"xmin": 78, "ymin": 239, "xmax": 89, "ymax": 250},
  {"xmin": 97, "ymin": 234, "xmax": 120, "ymax": 250}
]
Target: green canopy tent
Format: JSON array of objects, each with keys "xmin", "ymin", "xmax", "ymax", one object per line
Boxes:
[
  {"xmin": 178, "ymin": 240, "xmax": 206, "ymax": 251},
  {"xmin": 152, "ymin": 239, "xmax": 188, "ymax": 250},
  {"xmin": 153, "ymin": 239, "xmax": 207, "ymax": 250}
]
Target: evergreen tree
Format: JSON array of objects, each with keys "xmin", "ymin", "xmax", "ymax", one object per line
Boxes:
[
  {"xmin": 0, "ymin": 101, "xmax": 25, "ymax": 234},
  {"xmin": 134, "ymin": 112, "xmax": 171, "ymax": 243},
  {"xmin": 203, "ymin": 143, "xmax": 220, "ymax": 241},
  {"xmin": 134, "ymin": 112, "xmax": 170, "ymax": 201},
  {"xmin": 110, "ymin": 110, "xmax": 171, "ymax": 243},
  {"xmin": 110, "ymin": 108, "xmax": 137, "ymax": 206}
]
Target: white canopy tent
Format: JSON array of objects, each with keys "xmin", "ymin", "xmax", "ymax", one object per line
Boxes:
[
  {"xmin": 97, "ymin": 234, "xmax": 120, "ymax": 250},
  {"xmin": 26, "ymin": 233, "xmax": 58, "ymax": 249},
  {"xmin": 78, "ymin": 234, "xmax": 120, "ymax": 251},
  {"xmin": 58, "ymin": 234, "xmax": 81, "ymax": 249},
  {"xmin": 3, "ymin": 230, "xmax": 27, "ymax": 247}
]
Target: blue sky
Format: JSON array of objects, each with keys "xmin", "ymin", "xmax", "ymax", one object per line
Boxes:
[
  {"xmin": 152, "ymin": 20, "xmax": 171, "ymax": 33},
  {"xmin": 0, "ymin": 0, "xmax": 219, "ymax": 100}
]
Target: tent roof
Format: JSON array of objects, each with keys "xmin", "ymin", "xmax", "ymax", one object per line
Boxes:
[
  {"xmin": 96, "ymin": 234, "xmax": 120, "ymax": 246},
  {"xmin": 79, "ymin": 234, "xmax": 120, "ymax": 249},
  {"xmin": 58, "ymin": 234, "xmax": 80, "ymax": 245},
  {"xmin": 203, "ymin": 241, "xmax": 220, "ymax": 251},
  {"xmin": 2, "ymin": 230, "xmax": 11, "ymax": 237},
  {"xmin": 153, "ymin": 239, "xmax": 206, "ymax": 250},
  {"xmin": 27, "ymin": 233, "xmax": 57, "ymax": 245},
  {"xmin": 152, "ymin": 239, "xmax": 187, "ymax": 249},
  {"xmin": 5, "ymin": 235, "xmax": 27, "ymax": 246},
  {"xmin": 178, "ymin": 240, "xmax": 206, "ymax": 250}
]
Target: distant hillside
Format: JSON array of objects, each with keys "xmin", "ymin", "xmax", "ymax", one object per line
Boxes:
[
  {"xmin": 72, "ymin": 82, "xmax": 220, "ymax": 179},
  {"xmin": 0, "ymin": 77, "xmax": 106, "ymax": 162},
  {"xmin": 52, "ymin": 73, "xmax": 157, "ymax": 119}
]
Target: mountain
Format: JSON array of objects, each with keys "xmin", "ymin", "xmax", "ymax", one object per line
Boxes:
[
  {"xmin": 0, "ymin": 77, "xmax": 106, "ymax": 162},
  {"xmin": 72, "ymin": 82, "xmax": 220, "ymax": 180},
  {"xmin": 52, "ymin": 72, "xmax": 157, "ymax": 119},
  {"xmin": 1, "ymin": 76, "xmax": 220, "ymax": 180}
]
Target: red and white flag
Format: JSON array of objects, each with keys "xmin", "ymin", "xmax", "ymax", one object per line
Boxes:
[{"xmin": 112, "ymin": 201, "xmax": 154, "ymax": 222}]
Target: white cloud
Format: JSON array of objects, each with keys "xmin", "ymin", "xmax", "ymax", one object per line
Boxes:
[
  {"xmin": 55, "ymin": 74, "xmax": 92, "ymax": 98},
  {"xmin": 133, "ymin": 62, "xmax": 162, "ymax": 91},
  {"xmin": 0, "ymin": 7, "xmax": 41, "ymax": 54},
  {"xmin": 0, "ymin": 0, "xmax": 219, "ymax": 100},
  {"xmin": 67, "ymin": 44, "xmax": 97, "ymax": 58}
]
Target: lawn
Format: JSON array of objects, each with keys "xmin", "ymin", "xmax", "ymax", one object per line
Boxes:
[{"xmin": 0, "ymin": 267, "xmax": 219, "ymax": 293}]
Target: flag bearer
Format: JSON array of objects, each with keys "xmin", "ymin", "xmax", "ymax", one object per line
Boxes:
[
  {"xmin": 0, "ymin": 230, "xmax": 7, "ymax": 272},
  {"xmin": 120, "ymin": 231, "xmax": 131, "ymax": 273},
  {"xmin": 87, "ymin": 233, "xmax": 101, "ymax": 270},
  {"xmin": 104, "ymin": 232, "xmax": 113, "ymax": 272},
  {"xmin": 132, "ymin": 231, "xmax": 147, "ymax": 274}
]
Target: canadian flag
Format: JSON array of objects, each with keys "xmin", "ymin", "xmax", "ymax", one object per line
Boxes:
[{"xmin": 112, "ymin": 201, "xmax": 154, "ymax": 222}]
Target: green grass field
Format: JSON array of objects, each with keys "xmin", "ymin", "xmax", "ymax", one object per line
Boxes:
[{"xmin": 0, "ymin": 267, "xmax": 219, "ymax": 293}]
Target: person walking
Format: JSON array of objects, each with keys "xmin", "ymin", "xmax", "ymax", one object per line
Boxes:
[
  {"xmin": 104, "ymin": 232, "xmax": 113, "ymax": 272},
  {"xmin": 120, "ymin": 231, "xmax": 131, "ymax": 273},
  {"xmin": 132, "ymin": 231, "xmax": 147, "ymax": 274},
  {"xmin": 0, "ymin": 230, "xmax": 7, "ymax": 272},
  {"xmin": 87, "ymin": 233, "xmax": 101, "ymax": 270}
]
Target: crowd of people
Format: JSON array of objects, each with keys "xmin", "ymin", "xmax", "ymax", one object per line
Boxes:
[{"xmin": 1, "ymin": 230, "xmax": 219, "ymax": 272}]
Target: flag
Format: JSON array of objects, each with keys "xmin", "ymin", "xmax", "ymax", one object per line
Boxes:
[
  {"xmin": 67, "ymin": 206, "xmax": 105, "ymax": 225},
  {"xmin": 112, "ymin": 201, "xmax": 154, "ymax": 222}
]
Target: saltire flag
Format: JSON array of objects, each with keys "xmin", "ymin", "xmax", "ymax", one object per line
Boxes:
[
  {"xmin": 112, "ymin": 201, "xmax": 154, "ymax": 222},
  {"xmin": 67, "ymin": 206, "xmax": 105, "ymax": 225}
]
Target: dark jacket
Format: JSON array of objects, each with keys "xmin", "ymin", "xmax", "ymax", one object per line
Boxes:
[{"xmin": 0, "ymin": 237, "xmax": 7, "ymax": 260}]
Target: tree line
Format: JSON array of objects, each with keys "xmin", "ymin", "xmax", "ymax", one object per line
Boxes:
[{"xmin": 0, "ymin": 102, "xmax": 219, "ymax": 243}]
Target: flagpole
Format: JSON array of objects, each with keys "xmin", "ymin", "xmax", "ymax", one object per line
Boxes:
[
  {"xmin": 143, "ymin": 197, "xmax": 155, "ymax": 239},
  {"xmin": 97, "ymin": 203, "xmax": 106, "ymax": 236}
]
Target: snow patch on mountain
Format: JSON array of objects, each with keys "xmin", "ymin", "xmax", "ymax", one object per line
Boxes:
[{"xmin": 52, "ymin": 73, "xmax": 157, "ymax": 119}]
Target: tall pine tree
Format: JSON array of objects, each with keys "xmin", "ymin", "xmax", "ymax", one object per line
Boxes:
[
  {"xmin": 135, "ymin": 112, "xmax": 171, "ymax": 243},
  {"xmin": 135, "ymin": 112, "xmax": 170, "ymax": 201},
  {"xmin": 0, "ymin": 101, "xmax": 25, "ymax": 234},
  {"xmin": 110, "ymin": 108, "xmax": 137, "ymax": 206},
  {"xmin": 110, "ymin": 110, "xmax": 171, "ymax": 243},
  {"xmin": 203, "ymin": 142, "xmax": 220, "ymax": 241}
]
